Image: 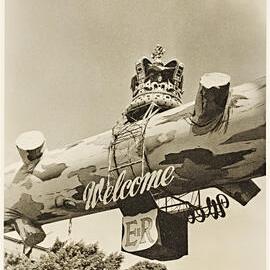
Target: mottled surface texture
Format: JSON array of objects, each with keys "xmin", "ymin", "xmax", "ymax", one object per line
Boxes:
[{"xmin": 4, "ymin": 77, "xmax": 265, "ymax": 244}]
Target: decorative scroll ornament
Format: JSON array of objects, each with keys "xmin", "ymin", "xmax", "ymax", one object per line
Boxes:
[{"xmin": 188, "ymin": 194, "xmax": 230, "ymax": 224}]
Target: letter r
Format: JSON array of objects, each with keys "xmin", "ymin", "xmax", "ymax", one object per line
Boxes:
[{"xmin": 139, "ymin": 217, "xmax": 154, "ymax": 244}]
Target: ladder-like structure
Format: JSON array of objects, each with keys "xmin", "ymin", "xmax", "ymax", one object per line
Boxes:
[
  {"xmin": 108, "ymin": 101, "xmax": 231, "ymax": 226},
  {"xmin": 108, "ymin": 102, "xmax": 161, "ymax": 182}
]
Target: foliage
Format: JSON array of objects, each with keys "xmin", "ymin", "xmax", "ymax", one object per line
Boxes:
[
  {"xmin": 5, "ymin": 238, "xmax": 123, "ymax": 270},
  {"xmin": 4, "ymin": 252, "xmax": 33, "ymax": 270},
  {"xmin": 5, "ymin": 239, "xmax": 167, "ymax": 270},
  {"xmin": 126, "ymin": 260, "xmax": 167, "ymax": 270}
]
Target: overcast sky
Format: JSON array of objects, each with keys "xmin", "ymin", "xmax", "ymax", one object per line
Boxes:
[{"xmin": 5, "ymin": 0, "xmax": 266, "ymax": 269}]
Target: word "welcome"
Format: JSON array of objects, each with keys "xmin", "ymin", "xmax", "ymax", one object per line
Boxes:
[{"xmin": 83, "ymin": 166, "xmax": 175, "ymax": 210}]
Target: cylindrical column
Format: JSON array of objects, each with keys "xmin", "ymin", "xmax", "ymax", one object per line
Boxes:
[
  {"xmin": 192, "ymin": 72, "xmax": 231, "ymax": 135},
  {"xmin": 16, "ymin": 130, "xmax": 45, "ymax": 165}
]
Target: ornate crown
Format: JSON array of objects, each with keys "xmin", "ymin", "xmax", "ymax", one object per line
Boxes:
[{"xmin": 125, "ymin": 45, "xmax": 184, "ymax": 120}]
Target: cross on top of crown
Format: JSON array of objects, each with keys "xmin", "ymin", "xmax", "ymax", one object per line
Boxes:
[{"xmin": 151, "ymin": 44, "xmax": 166, "ymax": 64}]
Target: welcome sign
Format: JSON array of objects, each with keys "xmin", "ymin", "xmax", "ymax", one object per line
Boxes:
[{"xmin": 83, "ymin": 165, "xmax": 175, "ymax": 210}]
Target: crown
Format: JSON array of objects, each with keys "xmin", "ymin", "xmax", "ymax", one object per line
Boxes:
[{"xmin": 125, "ymin": 45, "xmax": 184, "ymax": 120}]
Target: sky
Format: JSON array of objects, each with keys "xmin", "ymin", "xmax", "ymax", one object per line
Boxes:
[{"xmin": 4, "ymin": 0, "xmax": 266, "ymax": 269}]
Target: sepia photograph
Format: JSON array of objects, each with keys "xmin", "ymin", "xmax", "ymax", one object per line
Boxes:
[{"xmin": 3, "ymin": 1, "xmax": 266, "ymax": 269}]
